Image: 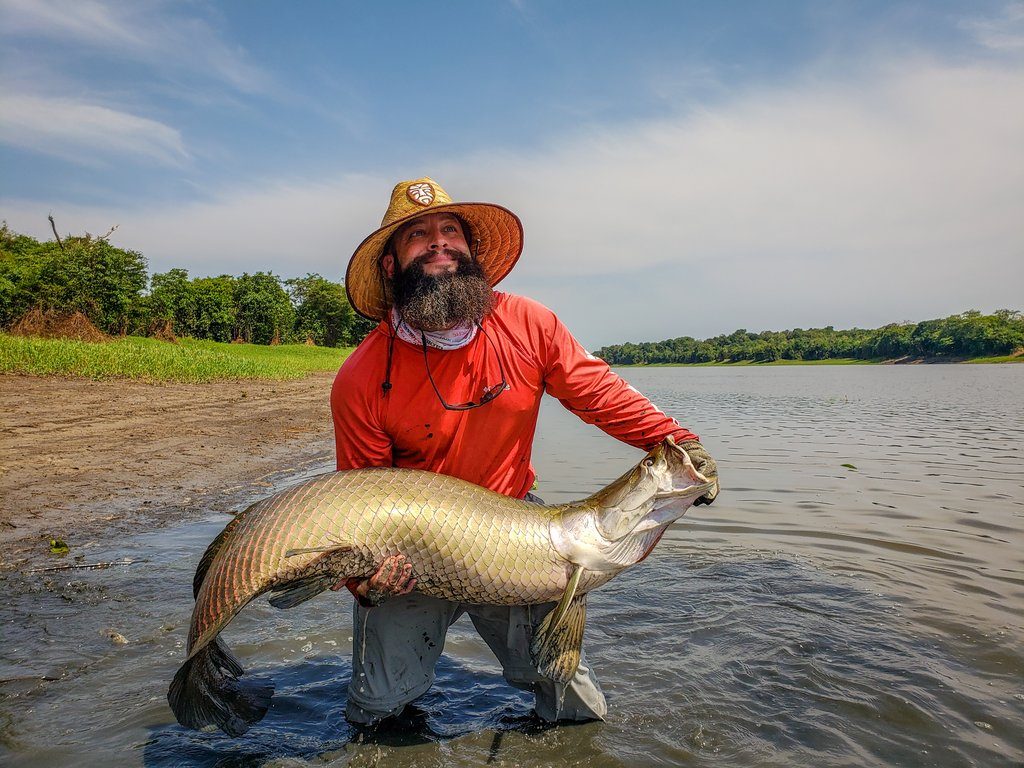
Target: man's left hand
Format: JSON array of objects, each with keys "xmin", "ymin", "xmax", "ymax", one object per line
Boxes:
[{"xmin": 681, "ymin": 440, "xmax": 719, "ymax": 506}]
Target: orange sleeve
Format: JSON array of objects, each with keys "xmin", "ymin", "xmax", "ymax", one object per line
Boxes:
[
  {"xmin": 331, "ymin": 354, "xmax": 393, "ymax": 471},
  {"xmin": 537, "ymin": 304, "xmax": 699, "ymax": 451}
]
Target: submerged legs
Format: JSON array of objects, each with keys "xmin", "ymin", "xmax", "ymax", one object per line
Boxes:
[{"xmin": 345, "ymin": 595, "xmax": 606, "ymax": 726}]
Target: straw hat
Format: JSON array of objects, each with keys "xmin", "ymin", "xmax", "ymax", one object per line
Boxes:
[{"xmin": 345, "ymin": 177, "xmax": 524, "ymax": 320}]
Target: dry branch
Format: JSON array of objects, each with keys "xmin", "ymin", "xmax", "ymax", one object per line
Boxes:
[{"xmin": 48, "ymin": 214, "xmax": 65, "ymax": 251}]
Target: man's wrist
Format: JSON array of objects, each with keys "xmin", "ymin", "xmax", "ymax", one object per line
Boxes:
[{"xmin": 346, "ymin": 578, "xmax": 382, "ymax": 608}]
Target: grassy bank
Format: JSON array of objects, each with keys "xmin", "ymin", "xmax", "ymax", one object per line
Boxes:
[{"xmin": 0, "ymin": 333, "xmax": 353, "ymax": 382}]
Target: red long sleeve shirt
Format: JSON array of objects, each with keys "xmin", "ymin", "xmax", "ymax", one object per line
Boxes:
[{"xmin": 331, "ymin": 292, "xmax": 698, "ymax": 498}]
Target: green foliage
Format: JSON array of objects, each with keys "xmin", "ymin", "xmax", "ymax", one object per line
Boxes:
[
  {"xmin": 594, "ymin": 311, "xmax": 1024, "ymax": 365},
  {"xmin": 149, "ymin": 267, "xmax": 192, "ymax": 325},
  {"xmin": 286, "ymin": 273, "xmax": 356, "ymax": 346},
  {"xmin": 349, "ymin": 312, "xmax": 378, "ymax": 343},
  {"xmin": 150, "ymin": 269, "xmax": 237, "ymax": 341},
  {"xmin": 0, "ymin": 226, "xmax": 372, "ymax": 347},
  {"xmin": 0, "ymin": 333, "xmax": 352, "ymax": 382},
  {"xmin": 190, "ymin": 275, "xmax": 237, "ymax": 342},
  {"xmin": 0, "ymin": 223, "xmax": 147, "ymax": 333},
  {"xmin": 232, "ymin": 272, "xmax": 295, "ymax": 344}
]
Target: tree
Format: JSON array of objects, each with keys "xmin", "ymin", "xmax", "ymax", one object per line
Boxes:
[
  {"xmin": 286, "ymin": 273, "xmax": 355, "ymax": 347},
  {"xmin": 191, "ymin": 276, "xmax": 237, "ymax": 342},
  {"xmin": 233, "ymin": 272, "xmax": 295, "ymax": 344},
  {"xmin": 0, "ymin": 224, "xmax": 47, "ymax": 326},
  {"xmin": 150, "ymin": 268, "xmax": 197, "ymax": 333}
]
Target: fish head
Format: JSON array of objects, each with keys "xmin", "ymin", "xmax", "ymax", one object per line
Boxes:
[{"xmin": 593, "ymin": 436, "xmax": 715, "ymax": 541}]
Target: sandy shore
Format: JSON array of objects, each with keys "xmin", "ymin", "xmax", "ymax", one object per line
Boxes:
[{"xmin": 0, "ymin": 372, "xmax": 338, "ymax": 570}]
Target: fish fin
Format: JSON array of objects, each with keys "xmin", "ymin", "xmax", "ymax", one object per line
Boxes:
[
  {"xmin": 167, "ymin": 636, "xmax": 273, "ymax": 737},
  {"xmin": 192, "ymin": 515, "xmax": 243, "ymax": 599},
  {"xmin": 530, "ymin": 566, "xmax": 586, "ymax": 684},
  {"xmin": 267, "ymin": 574, "xmax": 335, "ymax": 609},
  {"xmin": 530, "ymin": 592, "xmax": 588, "ymax": 684},
  {"xmin": 271, "ymin": 546, "xmax": 358, "ymax": 608},
  {"xmin": 284, "ymin": 544, "xmax": 352, "ymax": 557},
  {"xmin": 546, "ymin": 564, "xmax": 584, "ymax": 634}
]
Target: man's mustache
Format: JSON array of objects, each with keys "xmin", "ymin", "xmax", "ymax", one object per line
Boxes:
[{"xmin": 409, "ymin": 248, "xmax": 471, "ymax": 268}]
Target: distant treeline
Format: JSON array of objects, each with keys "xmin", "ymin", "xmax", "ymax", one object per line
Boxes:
[
  {"xmin": 0, "ymin": 224, "xmax": 374, "ymax": 346},
  {"xmin": 594, "ymin": 310, "xmax": 1024, "ymax": 364}
]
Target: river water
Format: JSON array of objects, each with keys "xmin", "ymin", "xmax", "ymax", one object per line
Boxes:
[{"xmin": 2, "ymin": 365, "xmax": 1022, "ymax": 767}]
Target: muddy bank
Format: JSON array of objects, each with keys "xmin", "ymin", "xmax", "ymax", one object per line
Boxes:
[{"xmin": 0, "ymin": 372, "xmax": 339, "ymax": 570}]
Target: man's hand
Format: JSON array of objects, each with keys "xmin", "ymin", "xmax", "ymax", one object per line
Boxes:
[
  {"xmin": 681, "ymin": 441, "xmax": 719, "ymax": 506},
  {"xmin": 332, "ymin": 553, "xmax": 417, "ymax": 607}
]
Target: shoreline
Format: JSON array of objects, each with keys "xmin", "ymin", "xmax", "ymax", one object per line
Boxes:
[
  {"xmin": 0, "ymin": 372, "xmax": 338, "ymax": 571},
  {"xmin": 605, "ymin": 355, "xmax": 1023, "ymax": 367}
]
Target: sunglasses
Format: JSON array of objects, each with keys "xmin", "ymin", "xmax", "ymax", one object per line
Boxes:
[{"xmin": 421, "ymin": 324, "xmax": 507, "ymax": 411}]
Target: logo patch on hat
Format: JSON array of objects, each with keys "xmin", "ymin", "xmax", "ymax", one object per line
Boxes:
[{"xmin": 407, "ymin": 183, "xmax": 435, "ymax": 206}]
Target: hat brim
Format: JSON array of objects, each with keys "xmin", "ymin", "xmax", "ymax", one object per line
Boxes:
[{"xmin": 345, "ymin": 202, "xmax": 523, "ymax": 321}]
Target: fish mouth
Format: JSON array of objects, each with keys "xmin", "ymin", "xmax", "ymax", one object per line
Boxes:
[
  {"xmin": 660, "ymin": 478, "xmax": 716, "ymax": 500},
  {"xmin": 653, "ymin": 478, "xmax": 716, "ymax": 507},
  {"xmin": 633, "ymin": 479, "xmax": 716, "ymax": 533}
]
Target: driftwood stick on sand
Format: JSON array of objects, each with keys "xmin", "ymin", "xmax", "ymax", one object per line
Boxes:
[{"xmin": 27, "ymin": 558, "xmax": 147, "ymax": 574}]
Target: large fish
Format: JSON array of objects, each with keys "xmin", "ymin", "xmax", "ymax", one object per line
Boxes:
[{"xmin": 168, "ymin": 436, "xmax": 713, "ymax": 736}]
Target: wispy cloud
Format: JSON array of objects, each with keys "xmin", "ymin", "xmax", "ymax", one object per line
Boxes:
[
  {"xmin": 0, "ymin": 0, "xmax": 142, "ymax": 46},
  {"xmin": 0, "ymin": 0, "xmax": 269, "ymax": 170},
  {"xmin": 0, "ymin": 0, "xmax": 268, "ymax": 93},
  {"xmin": 962, "ymin": 2, "xmax": 1024, "ymax": 53},
  {"xmin": 0, "ymin": 93, "xmax": 188, "ymax": 166}
]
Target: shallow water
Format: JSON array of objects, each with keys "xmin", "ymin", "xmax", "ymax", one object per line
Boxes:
[{"xmin": 2, "ymin": 365, "xmax": 1022, "ymax": 766}]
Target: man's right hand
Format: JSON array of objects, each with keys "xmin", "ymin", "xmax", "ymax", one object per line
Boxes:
[{"xmin": 332, "ymin": 553, "xmax": 417, "ymax": 607}]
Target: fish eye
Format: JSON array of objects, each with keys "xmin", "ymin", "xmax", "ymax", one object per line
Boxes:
[{"xmin": 642, "ymin": 458, "xmax": 654, "ymax": 468}]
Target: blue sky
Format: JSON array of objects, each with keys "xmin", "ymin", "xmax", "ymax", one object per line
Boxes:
[{"xmin": 2, "ymin": 1, "xmax": 1022, "ymax": 347}]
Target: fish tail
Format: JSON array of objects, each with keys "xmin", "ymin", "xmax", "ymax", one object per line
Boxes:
[{"xmin": 167, "ymin": 636, "xmax": 273, "ymax": 737}]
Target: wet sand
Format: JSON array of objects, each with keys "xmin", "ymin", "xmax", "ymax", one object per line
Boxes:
[{"xmin": 0, "ymin": 372, "xmax": 338, "ymax": 570}]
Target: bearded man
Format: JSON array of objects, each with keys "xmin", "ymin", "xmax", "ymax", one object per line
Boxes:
[{"xmin": 331, "ymin": 177, "xmax": 718, "ymax": 727}]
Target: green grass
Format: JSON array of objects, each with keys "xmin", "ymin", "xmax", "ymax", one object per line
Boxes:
[
  {"xmin": 0, "ymin": 333, "xmax": 353, "ymax": 382},
  {"xmin": 965, "ymin": 354, "xmax": 1024, "ymax": 364}
]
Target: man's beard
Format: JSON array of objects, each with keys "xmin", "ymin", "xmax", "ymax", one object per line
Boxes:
[{"xmin": 392, "ymin": 251, "xmax": 495, "ymax": 331}]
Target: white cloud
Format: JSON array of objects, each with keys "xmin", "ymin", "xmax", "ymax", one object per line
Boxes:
[
  {"xmin": 0, "ymin": 0, "xmax": 141, "ymax": 46},
  {"xmin": 0, "ymin": 93, "xmax": 188, "ymax": 166},
  {"xmin": 3, "ymin": 57, "xmax": 1022, "ymax": 343},
  {"xmin": 0, "ymin": 0, "xmax": 269, "ymax": 168},
  {"xmin": 0, "ymin": 0, "xmax": 267, "ymax": 93},
  {"xmin": 962, "ymin": 2, "xmax": 1024, "ymax": 52}
]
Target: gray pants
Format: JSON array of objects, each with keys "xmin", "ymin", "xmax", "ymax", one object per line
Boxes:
[{"xmin": 346, "ymin": 593, "xmax": 607, "ymax": 725}]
